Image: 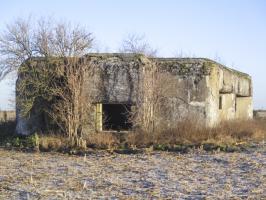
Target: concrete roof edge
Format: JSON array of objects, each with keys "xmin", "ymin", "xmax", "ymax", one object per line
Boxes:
[
  {"xmin": 202, "ymin": 58, "xmax": 251, "ymax": 79},
  {"xmin": 152, "ymin": 57, "xmax": 251, "ymax": 78},
  {"xmin": 84, "ymin": 53, "xmax": 145, "ymax": 58},
  {"xmin": 24, "ymin": 54, "xmax": 251, "ymax": 78}
]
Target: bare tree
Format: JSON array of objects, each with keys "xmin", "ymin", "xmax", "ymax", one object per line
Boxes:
[
  {"xmin": 2, "ymin": 17, "xmax": 94, "ymax": 147},
  {"xmin": 0, "ymin": 17, "xmax": 93, "ymax": 80},
  {"xmin": 0, "ymin": 17, "xmax": 33, "ymax": 80},
  {"xmin": 119, "ymin": 33, "xmax": 157, "ymax": 57}
]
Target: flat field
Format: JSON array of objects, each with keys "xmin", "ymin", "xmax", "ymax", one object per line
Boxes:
[{"xmin": 0, "ymin": 145, "xmax": 265, "ymax": 199}]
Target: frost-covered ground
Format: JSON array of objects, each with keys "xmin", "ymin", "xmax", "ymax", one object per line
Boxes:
[{"xmin": 0, "ymin": 144, "xmax": 265, "ymax": 199}]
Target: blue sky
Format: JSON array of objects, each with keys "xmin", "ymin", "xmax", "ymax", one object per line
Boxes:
[{"xmin": 0, "ymin": 0, "xmax": 265, "ymax": 110}]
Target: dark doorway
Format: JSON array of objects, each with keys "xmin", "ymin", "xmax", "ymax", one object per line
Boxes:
[{"xmin": 102, "ymin": 104, "xmax": 132, "ymax": 131}]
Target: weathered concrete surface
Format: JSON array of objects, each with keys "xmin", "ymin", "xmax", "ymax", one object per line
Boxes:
[
  {"xmin": 219, "ymin": 67, "xmax": 252, "ymax": 97},
  {"xmin": 236, "ymin": 97, "xmax": 253, "ymax": 120},
  {"xmin": 205, "ymin": 62, "xmax": 253, "ymax": 125},
  {"xmin": 205, "ymin": 64, "xmax": 220, "ymax": 126},
  {"xmin": 85, "ymin": 54, "xmax": 143, "ymax": 104},
  {"xmin": 219, "ymin": 94, "xmax": 236, "ymax": 121}
]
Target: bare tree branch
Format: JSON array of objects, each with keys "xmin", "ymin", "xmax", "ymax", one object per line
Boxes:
[{"xmin": 119, "ymin": 33, "xmax": 157, "ymax": 57}]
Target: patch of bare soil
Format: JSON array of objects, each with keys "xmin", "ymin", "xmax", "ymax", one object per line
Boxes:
[{"xmin": 0, "ymin": 144, "xmax": 265, "ymax": 199}]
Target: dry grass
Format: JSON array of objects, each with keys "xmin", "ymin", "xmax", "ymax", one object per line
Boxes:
[
  {"xmin": 0, "ymin": 145, "xmax": 265, "ymax": 199},
  {"xmin": 211, "ymin": 119, "xmax": 266, "ymax": 143},
  {"xmin": 1, "ymin": 118, "xmax": 265, "ymax": 152},
  {"xmin": 36, "ymin": 119, "xmax": 266, "ymax": 151},
  {"xmin": 0, "ymin": 120, "xmax": 265, "ymax": 198},
  {"xmin": 125, "ymin": 119, "xmax": 266, "ymax": 148},
  {"xmin": 85, "ymin": 132, "xmax": 120, "ymax": 149}
]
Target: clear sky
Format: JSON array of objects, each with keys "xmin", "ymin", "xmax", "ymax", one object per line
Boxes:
[{"xmin": 0, "ymin": 0, "xmax": 265, "ymax": 110}]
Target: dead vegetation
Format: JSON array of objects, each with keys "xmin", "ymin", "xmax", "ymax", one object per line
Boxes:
[
  {"xmin": 0, "ymin": 117, "xmax": 265, "ymax": 199},
  {"xmin": 0, "ymin": 144, "xmax": 265, "ymax": 199},
  {"xmin": 124, "ymin": 118, "xmax": 266, "ymax": 151},
  {"xmin": 1, "ymin": 118, "xmax": 265, "ymax": 153}
]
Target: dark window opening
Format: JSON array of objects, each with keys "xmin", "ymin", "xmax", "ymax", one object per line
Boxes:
[
  {"xmin": 102, "ymin": 104, "xmax": 132, "ymax": 131},
  {"xmin": 219, "ymin": 96, "xmax": 223, "ymax": 110}
]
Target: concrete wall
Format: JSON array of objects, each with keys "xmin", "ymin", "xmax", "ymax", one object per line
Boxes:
[
  {"xmin": 154, "ymin": 58, "xmax": 210, "ymax": 125},
  {"xmin": 219, "ymin": 94, "xmax": 236, "ymax": 121},
  {"xmin": 86, "ymin": 56, "xmax": 253, "ymax": 128},
  {"xmin": 84, "ymin": 54, "xmax": 143, "ymax": 104},
  {"xmin": 205, "ymin": 62, "xmax": 253, "ymax": 126},
  {"xmin": 205, "ymin": 63, "xmax": 220, "ymax": 126},
  {"xmin": 236, "ymin": 97, "xmax": 253, "ymax": 119},
  {"xmin": 86, "ymin": 55, "xmax": 211, "ymax": 128}
]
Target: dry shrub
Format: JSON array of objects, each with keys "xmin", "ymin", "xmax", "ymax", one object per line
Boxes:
[{"xmin": 85, "ymin": 132, "xmax": 120, "ymax": 149}]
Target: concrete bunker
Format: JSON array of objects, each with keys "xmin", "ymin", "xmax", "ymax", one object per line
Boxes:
[{"xmin": 15, "ymin": 53, "xmax": 253, "ymax": 135}]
